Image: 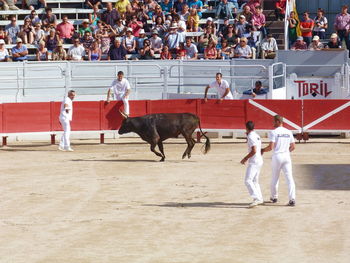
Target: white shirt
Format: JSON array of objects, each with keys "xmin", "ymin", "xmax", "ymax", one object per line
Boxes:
[
  {"xmin": 247, "ymin": 131, "xmax": 263, "ymax": 164},
  {"xmin": 60, "ymin": 96, "xmax": 73, "ymax": 121},
  {"xmin": 261, "ymin": 38, "xmax": 278, "ymax": 52},
  {"xmin": 68, "ymin": 45, "xmax": 86, "ymax": 61},
  {"xmin": 110, "ymin": 78, "xmax": 131, "ymax": 96},
  {"xmin": 184, "ymin": 43, "xmax": 198, "ymax": 59},
  {"xmin": 150, "ymin": 36, "xmax": 163, "ymax": 49},
  {"xmin": 0, "ymin": 49, "xmax": 9, "ymax": 60},
  {"xmin": 268, "ymin": 126, "xmax": 295, "ymax": 154},
  {"xmin": 209, "ymin": 79, "xmax": 234, "ymax": 99}
]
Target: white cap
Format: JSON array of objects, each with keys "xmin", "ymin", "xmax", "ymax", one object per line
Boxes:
[
  {"xmin": 330, "ymin": 33, "xmax": 338, "ymax": 39},
  {"xmin": 207, "ymin": 17, "xmax": 213, "ymax": 21},
  {"xmin": 0, "ymin": 39, "xmax": 5, "ymax": 44},
  {"xmin": 312, "ymin": 35, "xmax": 320, "ymax": 41},
  {"xmin": 239, "ymin": 15, "xmax": 246, "ymax": 19},
  {"xmin": 170, "ymin": 23, "xmax": 178, "ymax": 29},
  {"xmin": 126, "ymin": 27, "xmax": 133, "ymax": 32},
  {"xmin": 16, "ymin": 38, "xmax": 23, "ymax": 43},
  {"xmin": 82, "ymin": 19, "xmax": 90, "ymax": 24},
  {"xmin": 139, "ymin": 29, "xmax": 145, "ymax": 34}
]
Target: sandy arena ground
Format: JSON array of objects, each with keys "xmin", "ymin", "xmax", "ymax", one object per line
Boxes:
[{"xmin": 1, "ymin": 137, "xmax": 350, "ymax": 263}]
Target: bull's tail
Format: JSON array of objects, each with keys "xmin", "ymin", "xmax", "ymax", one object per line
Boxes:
[{"xmin": 198, "ymin": 118, "xmax": 210, "ymax": 154}]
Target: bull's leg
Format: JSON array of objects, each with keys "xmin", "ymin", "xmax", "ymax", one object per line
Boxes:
[
  {"xmin": 157, "ymin": 141, "xmax": 165, "ymax": 162},
  {"xmin": 182, "ymin": 134, "xmax": 195, "ymax": 159},
  {"xmin": 150, "ymin": 142, "xmax": 165, "ymax": 162}
]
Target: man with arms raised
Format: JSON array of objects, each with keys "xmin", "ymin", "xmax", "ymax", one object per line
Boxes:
[
  {"xmin": 261, "ymin": 115, "xmax": 296, "ymax": 206},
  {"xmin": 204, "ymin": 73, "xmax": 234, "ymax": 102}
]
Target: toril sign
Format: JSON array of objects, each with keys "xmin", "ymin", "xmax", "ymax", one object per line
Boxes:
[{"xmin": 293, "ymin": 79, "xmax": 333, "ymax": 99}]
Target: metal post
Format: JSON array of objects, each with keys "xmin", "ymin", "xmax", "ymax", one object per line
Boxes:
[
  {"xmin": 268, "ymin": 64, "xmax": 274, "ymax": 99},
  {"xmin": 162, "ymin": 66, "xmax": 168, "ymax": 99}
]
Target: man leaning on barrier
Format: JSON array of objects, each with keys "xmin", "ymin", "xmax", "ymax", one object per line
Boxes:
[{"xmin": 204, "ymin": 73, "xmax": 234, "ymax": 103}]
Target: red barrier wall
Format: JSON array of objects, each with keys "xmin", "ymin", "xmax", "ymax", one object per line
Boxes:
[{"xmin": 0, "ymin": 99, "xmax": 349, "ymax": 134}]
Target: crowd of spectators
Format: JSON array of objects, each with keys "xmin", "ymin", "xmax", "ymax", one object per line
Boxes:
[{"xmin": 0, "ymin": 0, "xmax": 276, "ymax": 62}]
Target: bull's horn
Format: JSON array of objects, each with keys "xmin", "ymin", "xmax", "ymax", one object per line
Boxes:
[{"xmin": 119, "ymin": 110, "xmax": 129, "ymax": 119}]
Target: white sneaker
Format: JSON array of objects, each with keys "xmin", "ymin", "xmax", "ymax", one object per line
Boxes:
[
  {"xmin": 249, "ymin": 199, "xmax": 264, "ymax": 208},
  {"xmin": 58, "ymin": 146, "xmax": 66, "ymax": 151},
  {"xmin": 66, "ymin": 147, "xmax": 74, "ymax": 152}
]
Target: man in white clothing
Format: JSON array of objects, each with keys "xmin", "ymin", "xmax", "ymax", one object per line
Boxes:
[
  {"xmin": 106, "ymin": 71, "xmax": 131, "ymax": 115},
  {"xmin": 59, "ymin": 90, "xmax": 75, "ymax": 152},
  {"xmin": 241, "ymin": 121, "xmax": 264, "ymax": 208},
  {"xmin": 204, "ymin": 73, "xmax": 234, "ymax": 102},
  {"xmin": 261, "ymin": 115, "xmax": 296, "ymax": 206},
  {"xmin": 68, "ymin": 38, "xmax": 85, "ymax": 61}
]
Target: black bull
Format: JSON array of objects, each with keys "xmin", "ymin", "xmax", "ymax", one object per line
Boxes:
[{"xmin": 118, "ymin": 113, "xmax": 210, "ymax": 161}]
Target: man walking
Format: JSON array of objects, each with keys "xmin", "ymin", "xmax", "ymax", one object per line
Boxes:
[
  {"xmin": 204, "ymin": 73, "xmax": 234, "ymax": 102},
  {"xmin": 106, "ymin": 71, "xmax": 131, "ymax": 115},
  {"xmin": 240, "ymin": 121, "xmax": 264, "ymax": 208},
  {"xmin": 261, "ymin": 115, "xmax": 296, "ymax": 206},
  {"xmin": 59, "ymin": 90, "xmax": 75, "ymax": 152}
]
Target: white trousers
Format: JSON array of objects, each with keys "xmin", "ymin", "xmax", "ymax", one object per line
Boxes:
[
  {"xmin": 245, "ymin": 162, "xmax": 263, "ymax": 201},
  {"xmin": 271, "ymin": 153, "xmax": 296, "ymax": 201},
  {"xmin": 116, "ymin": 94, "xmax": 129, "ymax": 115},
  {"xmin": 59, "ymin": 117, "xmax": 71, "ymax": 149}
]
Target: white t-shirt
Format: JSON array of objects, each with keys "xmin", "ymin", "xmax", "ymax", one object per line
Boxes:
[
  {"xmin": 0, "ymin": 49, "xmax": 9, "ymax": 60},
  {"xmin": 184, "ymin": 43, "xmax": 198, "ymax": 59},
  {"xmin": 247, "ymin": 131, "xmax": 263, "ymax": 164},
  {"xmin": 209, "ymin": 79, "xmax": 234, "ymax": 99},
  {"xmin": 59, "ymin": 96, "xmax": 73, "ymax": 121},
  {"xmin": 150, "ymin": 36, "xmax": 163, "ymax": 49},
  {"xmin": 268, "ymin": 126, "xmax": 295, "ymax": 154},
  {"xmin": 68, "ymin": 45, "xmax": 86, "ymax": 61},
  {"xmin": 110, "ymin": 78, "xmax": 131, "ymax": 96}
]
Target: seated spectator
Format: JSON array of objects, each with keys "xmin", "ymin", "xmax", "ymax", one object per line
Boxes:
[
  {"xmin": 0, "ymin": 39, "xmax": 10, "ymax": 62},
  {"xmin": 234, "ymin": 37, "xmax": 252, "ymax": 58},
  {"xmin": 88, "ymin": 40, "xmax": 101, "ymax": 61},
  {"xmin": 160, "ymin": 0, "xmax": 172, "ymax": 15},
  {"xmin": 216, "ymin": 0, "xmax": 235, "ymax": 19},
  {"xmin": 102, "ymin": 2, "xmax": 120, "ymax": 27},
  {"xmin": 261, "ymin": 34, "xmax": 278, "ymax": 59},
  {"xmin": 145, "ymin": 0, "xmax": 157, "ymax": 18},
  {"xmin": 223, "ymin": 24, "xmax": 237, "ymax": 47},
  {"xmin": 308, "ymin": 35, "xmax": 324, "ymax": 50},
  {"xmin": 173, "ymin": 14, "xmax": 186, "ymax": 42},
  {"xmin": 41, "ymin": 7, "xmax": 57, "ymax": 28},
  {"xmin": 152, "ymin": 5, "xmax": 165, "ymax": 23},
  {"xmin": 160, "ymin": 45, "xmax": 172, "ymax": 59},
  {"xmin": 218, "ymin": 18, "xmax": 230, "ymax": 38},
  {"xmin": 136, "ymin": 29, "xmax": 147, "ymax": 51},
  {"xmin": 313, "ymin": 8, "xmax": 328, "ymax": 39},
  {"xmin": 198, "ymin": 26, "xmax": 217, "ymax": 53},
  {"xmin": 0, "ymin": 26, "xmax": 6, "ymax": 41},
  {"xmin": 187, "ymin": 8, "xmax": 199, "ymax": 32},
  {"xmin": 128, "ymin": 15, "xmax": 143, "ymax": 37},
  {"xmin": 205, "ymin": 17, "xmax": 216, "ymax": 35},
  {"xmin": 56, "ymin": 15, "xmax": 75, "ymax": 44},
  {"xmin": 136, "ymin": 3, "xmax": 150, "ymax": 32},
  {"xmin": 45, "ymin": 29, "xmax": 59, "ymax": 52},
  {"xmin": 252, "ymin": 6, "xmax": 267, "ymax": 37},
  {"xmin": 112, "ymin": 19, "xmax": 126, "ymax": 37},
  {"xmin": 5, "ymin": 16, "xmax": 20, "ymax": 44},
  {"xmin": 174, "ymin": 0, "xmax": 186, "ymax": 13},
  {"xmin": 176, "ymin": 42, "xmax": 186, "ymax": 59},
  {"xmin": 22, "ymin": 0, "xmax": 46, "ymax": 10},
  {"xmin": 100, "ymin": 25, "xmax": 112, "ymax": 54},
  {"xmin": 115, "ymin": 0, "xmax": 131, "ymax": 15},
  {"xmin": 300, "ymin": 11, "xmax": 314, "ymax": 47},
  {"xmin": 239, "ymin": 5, "xmax": 253, "ymax": 24},
  {"xmin": 246, "ymin": 0, "xmax": 261, "ymax": 15},
  {"xmin": 89, "ymin": 6, "xmax": 101, "ymax": 30},
  {"xmin": 12, "ymin": 38, "xmax": 28, "ymax": 61},
  {"xmin": 218, "ymin": 39, "xmax": 231, "ymax": 59},
  {"xmin": 81, "ymin": 31, "xmax": 94, "ymax": 52},
  {"xmin": 36, "ymin": 41, "xmax": 48, "ymax": 61},
  {"xmin": 152, "ymin": 16, "xmax": 166, "ymax": 38},
  {"xmin": 33, "ymin": 22, "xmax": 44, "ymax": 45},
  {"xmin": 235, "ymin": 15, "xmax": 249, "ymax": 37},
  {"xmin": 184, "ymin": 37, "xmax": 198, "ymax": 60},
  {"xmin": 150, "ymin": 30, "xmax": 162, "ymax": 53},
  {"xmin": 139, "ymin": 39, "xmax": 155, "ymax": 59},
  {"xmin": 179, "ymin": 4, "xmax": 189, "ymax": 21},
  {"xmin": 24, "ymin": 10, "xmax": 41, "ymax": 26},
  {"xmin": 325, "ymin": 33, "xmax": 342, "ymax": 49},
  {"xmin": 85, "ymin": 0, "xmax": 102, "ymax": 9},
  {"xmin": 79, "ymin": 19, "xmax": 92, "ymax": 37},
  {"xmin": 188, "ymin": 0, "xmax": 203, "ymax": 18},
  {"xmin": 165, "ymin": 23, "xmax": 181, "ymax": 55},
  {"xmin": 287, "ymin": 11, "xmax": 298, "ymax": 47},
  {"xmin": 123, "ymin": 28, "xmax": 137, "ymax": 54},
  {"xmin": 243, "ymin": 80, "xmax": 268, "ymax": 97},
  {"xmin": 68, "ymin": 38, "xmax": 86, "ymax": 61},
  {"xmin": 275, "ymin": 0, "xmax": 286, "ymax": 21},
  {"xmin": 204, "ymin": 40, "xmax": 218, "ymax": 59},
  {"xmin": 19, "ymin": 17, "xmax": 34, "ymax": 44},
  {"xmin": 108, "ymin": 39, "xmax": 127, "ymax": 60},
  {"xmin": 2, "ymin": 0, "xmax": 19, "ymax": 10},
  {"xmin": 52, "ymin": 41, "xmax": 67, "ymax": 61},
  {"xmin": 291, "ymin": 36, "xmax": 307, "ymax": 50}
]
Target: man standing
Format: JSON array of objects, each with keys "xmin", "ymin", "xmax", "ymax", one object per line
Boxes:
[
  {"xmin": 59, "ymin": 90, "xmax": 75, "ymax": 152},
  {"xmin": 240, "ymin": 121, "xmax": 264, "ymax": 208},
  {"xmin": 334, "ymin": 5, "xmax": 350, "ymax": 50},
  {"xmin": 261, "ymin": 115, "xmax": 296, "ymax": 206},
  {"xmin": 106, "ymin": 71, "xmax": 131, "ymax": 115},
  {"xmin": 204, "ymin": 73, "xmax": 234, "ymax": 102}
]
